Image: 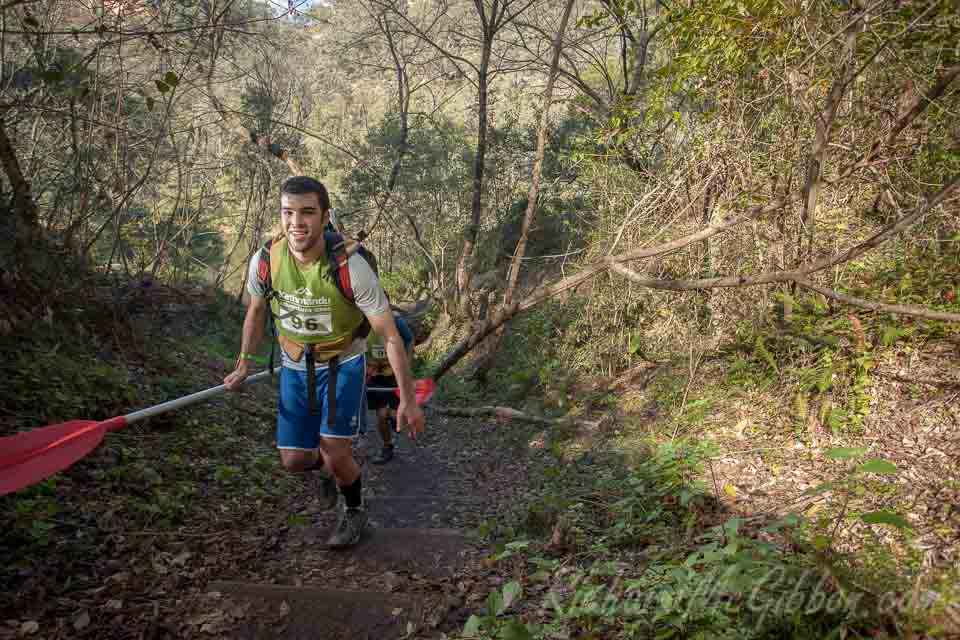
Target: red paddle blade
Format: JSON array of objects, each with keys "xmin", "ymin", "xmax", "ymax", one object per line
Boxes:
[
  {"xmin": 394, "ymin": 378, "xmax": 436, "ymax": 406},
  {"xmin": 0, "ymin": 420, "xmax": 110, "ymax": 496}
]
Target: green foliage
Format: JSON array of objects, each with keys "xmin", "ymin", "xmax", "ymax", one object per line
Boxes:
[
  {"xmin": 753, "ymin": 335, "xmax": 778, "ymax": 373},
  {"xmin": 716, "ymin": 285, "xmax": 956, "ymax": 436},
  {"xmin": 855, "ymin": 459, "xmax": 897, "ymax": 475},
  {"xmin": 464, "ymin": 439, "xmax": 906, "ymax": 640},
  {"xmin": 192, "ymin": 289, "xmax": 269, "ymax": 365},
  {"xmin": 436, "ymin": 374, "xmax": 484, "ymax": 406},
  {"xmin": 462, "ymin": 581, "xmax": 528, "ymax": 639},
  {"xmin": 805, "ymin": 448, "xmax": 913, "ymax": 555},
  {"xmin": 213, "ymin": 464, "xmax": 240, "ymax": 485},
  {"xmin": 154, "ymin": 71, "xmax": 179, "ymax": 94},
  {"xmin": 860, "ymin": 511, "xmax": 911, "ymax": 529},
  {"xmin": 661, "ymin": 0, "xmax": 803, "ymax": 82},
  {"xmin": 378, "ymin": 262, "xmax": 425, "ymax": 301},
  {"xmin": 486, "ymin": 300, "xmax": 579, "ymax": 407},
  {"xmin": 0, "ymin": 336, "xmax": 137, "ymax": 434}
]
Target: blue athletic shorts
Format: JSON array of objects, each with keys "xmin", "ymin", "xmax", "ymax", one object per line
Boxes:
[{"xmin": 277, "ymin": 354, "xmax": 367, "ymax": 449}]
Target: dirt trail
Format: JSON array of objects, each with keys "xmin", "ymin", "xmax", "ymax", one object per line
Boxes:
[{"xmin": 187, "ymin": 410, "xmax": 514, "ymax": 640}]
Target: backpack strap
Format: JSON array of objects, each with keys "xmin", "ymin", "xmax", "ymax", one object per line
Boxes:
[
  {"xmin": 256, "ymin": 236, "xmax": 286, "ymax": 300},
  {"xmin": 325, "ymin": 232, "xmax": 374, "ymax": 342},
  {"xmin": 324, "ymin": 231, "xmax": 354, "ymax": 302},
  {"xmin": 257, "ymin": 237, "xmax": 282, "ymax": 377},
  {"xmin": 256, "ymin": 240, "xmax": 272, "ymax": 296}
]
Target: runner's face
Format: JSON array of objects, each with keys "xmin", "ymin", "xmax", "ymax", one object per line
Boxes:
[{"xmin": 281, "ymin": 193, "xmax": 329, "ymax": 254}]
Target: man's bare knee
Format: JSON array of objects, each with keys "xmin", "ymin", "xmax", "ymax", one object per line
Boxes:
[
  {"xmin": 320, "ymin": 438, "xmax": 351, "ymax": 459},
  {"xmin": 320, "ymin": 438, "xmax": 358, "ymax": 482}
]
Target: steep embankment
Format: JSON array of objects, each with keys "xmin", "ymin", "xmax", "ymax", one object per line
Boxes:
[{"xmin": 429, "ymin": 250, "xmax": 960, "ymax": 639}]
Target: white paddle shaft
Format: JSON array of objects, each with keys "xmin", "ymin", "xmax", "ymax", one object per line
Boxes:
[{"xmin": 124, "ymin": 368, "xmax": 278, "ymax": 424}]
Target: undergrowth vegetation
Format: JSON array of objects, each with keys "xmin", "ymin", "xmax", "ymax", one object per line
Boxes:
[
  {"xmin": 0, "ymin": 290, "xmax": 298, "ymax": 636},
  {"xmin": 466, "ymin": 439, "xmax": 948, "ymax": 640},
  {"xmin": 459, "ymin": 241, "xmax": 960, "ymax": 639}
]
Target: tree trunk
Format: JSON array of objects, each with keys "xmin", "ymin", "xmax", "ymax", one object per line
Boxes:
[
  {"xmin": 796, "ymin": 11, "xmax": 860, "ymax": 265},
  {"xmin": 697, "ymin": 172, "xmax": 718, "ymax": 327},
  {"xmin": 455, "ymin": 36, "xmax": 492, "ymax": 316},
  {"xmin": 430, "ymin": 403, "xmax": 603, "ymax": 430},
  {"xmin": 470, "ymin": 0, "xmax": 576, "ymax": 381},
  {"xmin": 0, "ymin": 119, "xmax": 39, "ymax": 242},
  {"xmin": 503, "ymin": 0, "xmax": 575, "ymax": 309}
]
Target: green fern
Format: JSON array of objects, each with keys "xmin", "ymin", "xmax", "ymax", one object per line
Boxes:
[
  {"xmin": 754, "ymin": 335, "xmax": 779, "ymax": 373},
  {"xmin": 793, "ymin": 391, "xmax": 808, "ymax": 430}
]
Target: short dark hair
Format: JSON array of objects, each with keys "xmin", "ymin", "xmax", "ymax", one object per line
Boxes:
[{"xmin": 280, "ymin": 176, "xmax": 330, "ymax": 211}]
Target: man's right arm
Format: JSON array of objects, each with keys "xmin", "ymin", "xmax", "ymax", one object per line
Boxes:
[{"xmin": 224, "ymin": 294, "xmax": 267, "ymax": 389}]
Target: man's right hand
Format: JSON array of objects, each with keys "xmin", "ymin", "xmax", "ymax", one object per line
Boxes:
[{"xmin": 224, "ymin": 360, "xmax": 251, "ymax": 390}]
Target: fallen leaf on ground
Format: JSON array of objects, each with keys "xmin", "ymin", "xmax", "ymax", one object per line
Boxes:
[{"xmin": 73, "ymin": 611, "xmax": 90, "ymax": 631}]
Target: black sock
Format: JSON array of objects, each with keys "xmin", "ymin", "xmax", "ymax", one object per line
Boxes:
[{"xmin": 340, "ymin": 475, "xmax": 363, "ymax": 510}]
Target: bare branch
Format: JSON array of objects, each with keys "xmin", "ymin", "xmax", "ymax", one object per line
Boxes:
[
  {"xmin": 371, "ymin": 0, "xmax": 480, "ymax": 76},
  {"xmin": 794, "ymin": 279, "xmax": 960, "ymax": 324},
  {"xmin": 612, "ymin": 64, "xmax": 960, "ymax": 265},
  {"xmin": 432, "ymin": 160, "xmax": 958, "ymax": 381},
  {"xmin": 606, "ymin": 175, "xmax": 958, "ymax": 291},
  {"xmin": 797, "ymin": 6, "xmax": 862, "ymax": 264},
  {"xmin": 0, "ymin": 11, "xmax": 294, "ymax": 37},
  {"xmin": 503, "ymin": 0, "xmax": 575, "ymax": 307},
  {"xmin": 0, "ymin": 0, "xmax": 39, "ymax": 10}
]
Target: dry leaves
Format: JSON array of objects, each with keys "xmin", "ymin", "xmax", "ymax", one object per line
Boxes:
[{"xmin": 72, "ymin": 611, "xmax": 90, "ymax": 631}]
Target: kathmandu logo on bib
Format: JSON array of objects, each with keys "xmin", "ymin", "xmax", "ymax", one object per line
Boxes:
[{"xmin": 295, "ymin": 287, "xmax": 310, "ymax": 296}]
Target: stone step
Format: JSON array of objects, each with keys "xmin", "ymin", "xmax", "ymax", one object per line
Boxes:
[
  {"xmin": 296, "ymin": 527, "xmax": 472, "ymax": 577},
  {"xmin": 207, "ymin": 581, "xmax": 423, "ymax": 640},
  {"xmin": 363, "ymin": 496, "xmax": 451, "ymax": 529}
]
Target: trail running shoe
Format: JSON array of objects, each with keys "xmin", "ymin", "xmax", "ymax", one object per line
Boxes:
[
  {"xmin": 318, "ymin": 471, "xmax": 338, "ymax": 511},
  {"xmin": 326, "ymin": 507, "xmax": 367, "ymax": 548},
  {"xmin": 372, "ymin": 444, "xmax": 395, "ymax": 465}
]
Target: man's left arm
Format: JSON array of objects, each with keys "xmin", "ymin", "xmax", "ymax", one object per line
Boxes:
[{"xmin": 367, "ymin": 312, "xmax": 425, "ymax": 438}]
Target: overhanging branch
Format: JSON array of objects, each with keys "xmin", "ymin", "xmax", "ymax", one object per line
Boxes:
[
  {"xmin": 429, "ymin": 66, "xmax": 960, "ymax": 381},
  {"xmin": 794, "ymin": 279, "xmax": 960, "ymax": 323}
]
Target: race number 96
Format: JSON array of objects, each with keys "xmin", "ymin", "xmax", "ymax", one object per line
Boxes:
[{"xmin": 281, "ymin": 312, "xmax": 332, "ymax": 336}]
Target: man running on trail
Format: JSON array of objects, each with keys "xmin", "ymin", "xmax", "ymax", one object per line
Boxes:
[
  {"xmin": 365, "ymin": 312, "xmax": 415, "ymax": 464},
  {"xmin": 224, "ymin": 176, "xmax": 425, "ymax": 548}
]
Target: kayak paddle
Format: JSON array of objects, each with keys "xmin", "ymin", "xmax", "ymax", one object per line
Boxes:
[
  {"xmin": 0, "ymin": 369, "xmax": 276, "ymax": 496},
  {"xmin": 368, "ymin": 378, "xmax": 437, "ymax": 406}
]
